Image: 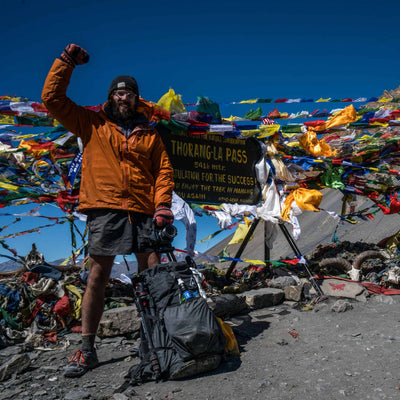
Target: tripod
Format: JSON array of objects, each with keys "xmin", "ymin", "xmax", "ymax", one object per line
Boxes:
[{"xmin": 224, "ymin": 219, "xmax": 324, "ymax": 297}]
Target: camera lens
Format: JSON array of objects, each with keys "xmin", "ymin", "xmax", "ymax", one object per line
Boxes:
[{"xmin": 160, "ymin": 225, "xmax": 177, "ymax": 241}]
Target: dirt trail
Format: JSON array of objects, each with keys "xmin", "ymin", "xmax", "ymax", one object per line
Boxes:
[{"xmin": 2, "ymin": 294, "xmax": 399, "ymax": 400}]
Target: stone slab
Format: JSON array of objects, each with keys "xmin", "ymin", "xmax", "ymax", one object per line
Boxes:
[
  {"xmin": 318, "ymin": 278, "xmax": 365, "ymax": 299},
  {"xmin": 207, "ymin": 293, "xmax": 248, "ymax": 317},
  {"xmin": 238, "ymin": 287, "xmax": 285, "ymax": 309}
]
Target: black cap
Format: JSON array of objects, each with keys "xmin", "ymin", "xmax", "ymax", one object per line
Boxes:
[{"xmin": 107, "ymin": 75, "xmax": 139, "ymax": 99}]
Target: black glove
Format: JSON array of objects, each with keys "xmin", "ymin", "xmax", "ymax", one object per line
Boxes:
[
  {"xmin": 60, "ymin": 44, "xmax": 89, "ymax": 66},
  {"xmin": 153, "ymin": 205, "xmax": 174, "ymax": 228}
]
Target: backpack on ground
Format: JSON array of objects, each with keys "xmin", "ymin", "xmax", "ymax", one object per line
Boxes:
[{"xmin": 124, "ymin": 259, "xmax": 226, "ymax": 386}]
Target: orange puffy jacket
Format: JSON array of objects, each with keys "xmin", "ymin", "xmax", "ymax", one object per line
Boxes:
[{"xmin": 42, "ymin": 59, "xmax": 174, "ymax": 215}]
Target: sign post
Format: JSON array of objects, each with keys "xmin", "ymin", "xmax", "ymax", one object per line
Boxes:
[{"xmin": 159, "ymin": 130, "xmax": 262, "ymax": 205}]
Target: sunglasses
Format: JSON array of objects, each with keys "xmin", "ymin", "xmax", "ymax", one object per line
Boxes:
[{"xmin": 113, "ymin": 90, "xmax": 136, "ymax": 100}]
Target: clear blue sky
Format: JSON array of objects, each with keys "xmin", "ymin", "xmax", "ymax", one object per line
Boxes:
[{"xmin": 2, "ymin": 0, "xmax": 400, "ymax": 262}]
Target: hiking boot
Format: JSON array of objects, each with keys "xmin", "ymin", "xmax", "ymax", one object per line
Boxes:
[
  {"xmin": 170, "ymin": 354, "xmax": 221, "ymax": 380},
  {"xmin": 63, "ymin": 348, "xmax": 99, "ymax": 378}
]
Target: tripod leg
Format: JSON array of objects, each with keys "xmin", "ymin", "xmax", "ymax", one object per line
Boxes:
[
  {"xmin": 279, "ymin": 224, "xmax": 324, "ymax": 297},
  {"xmin": 167, "ymin": 252, "xmax": 177, "ymax": 262},
  {"xmin": 225, "ymin": 219, "xmax": 260, "ymax": 281}
]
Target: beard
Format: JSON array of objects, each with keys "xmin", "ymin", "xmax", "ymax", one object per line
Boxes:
[{"xmin": 109, "ymin": 98, "xmax": 136, "ymax": 123}]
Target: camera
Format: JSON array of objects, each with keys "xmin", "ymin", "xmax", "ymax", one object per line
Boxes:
[{"xmin": 148, "ymin": 224, "xmax": 178, "ymax": 253}]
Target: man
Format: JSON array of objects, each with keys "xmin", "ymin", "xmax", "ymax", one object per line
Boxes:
[{"xmin": 42, "ymin": 44, "xmax": 174, "ymax": 377}]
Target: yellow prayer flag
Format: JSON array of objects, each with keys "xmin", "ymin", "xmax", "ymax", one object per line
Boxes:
[
  {"xmin": 224, "ymin": 115, "xmax": 243, "ymax": 121},
  {"xmin": 258, "ymin": 124, "xmax": 280, "ymax": 138},
  {"xmin": 157, "ymin": 88, "xmax": 186, "ymax": 114},
  {"xmin": 228, "ymin": 223, "xmax": 253, "ymax": 245},
  {"xmin": 356, "ymin": 134, "xmax": 373, "ymax": 142},
  {"xmin": 11, "ymin": 199, "xmax": 31, "ymax": 206},
  {"xmin": 0, "ymin": 114, "xmax": 15, "ymax": 124},
  {"xmin": 298, "ymin": 130, "xmax": 336, "ymax": 157},
  {"xmin": 313, "ymin": 104, "xmax": 357, "ymax": 132},
  {"xmin": 240, "ymin": 129, "xmax": 259, "ymax": 137},
  {"xmin": 35, "ymin": 160, "xmax": 50, "ymax": 168},
  {"xmin": 281, "ymin": 132, "xmax": 299, "ymax": 138},
  {"xmin": 14, "ymin": 133, "xmax": 38, "ymax": 139},
  {"xmin": 316, "ymin": 98, "xmax": 331, "ymax": 102},
  {"xmin": 242, "ymin": 259, "xmax": 266, "ymax": 266},
  {"xmin": 239, "ymin": 99, "xmax": 258, "ymax": 104},
  {"xmin": 65, "ymin": 284, "xmax": 83, "ymax": 320},
  {"xmin": 281, "ymin": 188, "xmax": 323, "ymax": 221},
  {"xmin": 370, "ymin": 122, "xmax": 389, "ymax": 127},
  {"xmin": 0, "ymin": 181, "xmax": 19, "ymax": 191},
  {"xmin": 199, "ymin": 234, "xmax": 214, "ymax": 243}
]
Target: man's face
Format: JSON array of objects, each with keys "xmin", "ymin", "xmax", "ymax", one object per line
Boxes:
[{"xmin": 110, "ymin": 90, "xmax": 137, "ymax": 121}]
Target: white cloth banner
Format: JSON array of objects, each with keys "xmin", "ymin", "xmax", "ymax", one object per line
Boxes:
[{"xmin": 171, "ymin": 192, "xmax": 197, "ymax": 256}]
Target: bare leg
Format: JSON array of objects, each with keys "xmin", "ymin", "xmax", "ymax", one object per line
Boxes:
[
  {"xmin": 81, "ymin": 254, "xmax": 115, "ymax": 335},
  {"xmin": 135, "ymin": 252, "xmax": 160, "ymax": 272}
]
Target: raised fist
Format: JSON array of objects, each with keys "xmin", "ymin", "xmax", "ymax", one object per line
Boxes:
[{"xmin": 60, "ymin": 44, "xmax": 89, "ymax": 66}]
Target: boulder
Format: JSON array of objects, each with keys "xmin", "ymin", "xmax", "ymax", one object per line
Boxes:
[
  {"xmin": 98, "ymin": 306, "xmax": 140, "ymax": 337},
  {"xmin": 318, "ymin": 278, "xmax": 366, "ymax": 299},
  {"xmin": 0, "ymin": 353, "xmax": 31, "ymax": 382},
  {"xmin": 207, "ymin": 293, "xmax": 248, "ymax": 318},
  {"xmin": 238, "ymin": 288, "xmax": 284, "ymax": 309},
  {"xmin": 331, "ymin": 299, "xmax": 353, "ymax": 313},
  {"xmin": 284, "ymin": 285, "xmax": 303, "ymax": 302}
]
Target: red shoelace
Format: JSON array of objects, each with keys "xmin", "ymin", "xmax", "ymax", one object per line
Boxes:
[{"xmin": 68, "ymin": 349, "xmax": 87, "ymax": 365}]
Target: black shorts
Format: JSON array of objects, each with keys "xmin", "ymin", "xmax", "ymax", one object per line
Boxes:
[{"xmin": 86, "ymin": 209, "xmax": 156, "ymax": 256}]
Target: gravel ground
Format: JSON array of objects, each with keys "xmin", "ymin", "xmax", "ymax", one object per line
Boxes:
[
  {"xmin": 1, "ymin": 293, "xmax": 400, "ymax": 400},
  {"xmin": 2, "ymin": 187, "xmax": 400, "ymax": 399}
]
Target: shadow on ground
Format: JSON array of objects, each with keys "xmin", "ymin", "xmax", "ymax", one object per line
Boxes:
[{"xmin": 229, "ymin": 314, "xmax": 271, "ymax": 347}]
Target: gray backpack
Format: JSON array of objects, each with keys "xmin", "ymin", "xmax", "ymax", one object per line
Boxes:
[{"xmin": 125, "ymin": 260, "xmax": 226, "ymax": 385}]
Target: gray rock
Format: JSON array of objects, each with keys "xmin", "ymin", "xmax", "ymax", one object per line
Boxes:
[
  {"xmin": 331, "ymin": 299, "xmax": 353, "ymax": 313},
  {"xmin": 268, "ymin": 276, "xmax": 297, "ymax": 289},
  {"xmin": 101, "ymin": 336, "xmax": 124, "ymax": 345},
  {"xmin": 370, "ymin": 294, "xmax": 396, "ymax": 305},
  {"xmin": 82, "ymin": 382, "xmax": 97, "ymax": 388},
  {"xmin": 257, "ymin": 378, "xmax": 272, "ymax": 388},
  {"xmin": 313, "ymin": 301, "xmax": 330, "ymax": 313},
  {"xmin": 284, "ymin": 285, "xmax": 303, "ymax": 302},
  {"xmin": 0, "ymin": 388, "xmax": 25, "ymax": 400},
  {"xmin": 64, "ymin": 390, "xmax": 91, "ymax": 400},
  {"xmin": 98, "ymin": 306, "xmax": 140, "ymax": 337},
  {"xmin": 63, "ymin": 332, "xmax": 82, "ymax": 345},
  {"xmin": 207, "ymin": 293, "xmax": 248, "ymax": 317},
  {"xmin": 113, "ymin": 393, "xmax": 130, "ymax": 400},
  {"xmin": 319, "ymin": 278, "xmax": 365, "ymax": 299},
  {"xmin": 0, "ymin": 346, "xmax": 22, "ymax": 358},
  {"xmin": 34, "ymin": 390, "xmax": 48, "ymax": 396},
  {"xmin": 239, "ymin": 287, "xmax": 284, "ymax": 309},
  {"xmin": 0, "ymin": 353, "xmax": 31, "ymax": 382},
  {"xmin": 354, "ymin": 290, "xmax": 369, "ymax": 302},
  {"xmin": 40, "ymin": 365, "xmax": 60, "ymax": 373}
]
